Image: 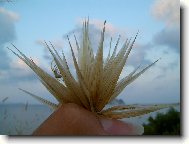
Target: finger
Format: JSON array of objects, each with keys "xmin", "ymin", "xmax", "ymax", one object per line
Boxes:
[
  {"xmin": 99, "ymin": 118, "xmax": 144, "ymax": 135},
  {"xmin": 33, "ymin": 103, "xmax": 144, "ymax": 136},
  {"xmin": 33, "ymin": 103, "xmax": 106, "ymax": 135}
]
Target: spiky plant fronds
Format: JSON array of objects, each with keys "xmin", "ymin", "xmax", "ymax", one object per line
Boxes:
[{"xmin": 8, "ymin": 20, "xmax": 177, "ymax": 119}]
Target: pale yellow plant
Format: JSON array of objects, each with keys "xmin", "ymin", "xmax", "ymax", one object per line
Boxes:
[{"xmin": 8, "ymin": 20, "xmax": 177, "ymax": 119}]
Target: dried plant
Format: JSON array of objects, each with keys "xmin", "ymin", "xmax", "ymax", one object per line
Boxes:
[{"xmin": 8, "ymin": 20, "xmax": 177, "ymax": 119}]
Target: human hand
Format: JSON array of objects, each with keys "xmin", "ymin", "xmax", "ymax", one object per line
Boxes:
[{"xmin": 33, "ymin": 103, "xmax": 144, "ymax": 136}]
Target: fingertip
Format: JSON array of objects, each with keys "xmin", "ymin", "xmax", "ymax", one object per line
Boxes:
[
  {"xmin": 132, "ymin": 123, "xmax": 144, "ymax": 135},
  {"xmin": 100, "ymin": 118, "xmax": 144, "ymax": 135}
]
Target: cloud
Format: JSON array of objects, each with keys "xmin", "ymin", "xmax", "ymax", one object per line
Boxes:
[
  {"xmin": 76, "ymin": 18, "xmax": 126, "ymax": 37},
  {"xmin": 152, "ymin": 0, "xmax": 180, "ymax": 27},
  {"xmin": 62, "ymin": 18, "xmax": 129, "ymax": 53},
  {"xmin": 0, "ymin": 7, "xmax": 19, "ymax": 21},
  {"xmin": 0, "ymin": 8, "xmax": 37, "ymax": 83},
  {"xmin": 0, "ymin": 8, "xmax": 19, "ymax": 70},
  {"xmin": 0, "ymin": 59, "xmax": 38, "ymax": 84},
  {"xmin": 150, "ymin": 0, "xmax": 180, "ymax": 57},
  {"xmin": 0, "ymin": 1, "xmax": 7, "ymax": 6},
  {"xmin": 118, "ymin": 45, "xmax": 180, "ymax": 104},
  {"xmin": 66, "ymin": 18, "xmax": 128, "ymax": 38},
  {"xmin": 123, "ymin": 28, "xmax": 180, "ymax": 104},
  {"xmin": 126, "ymin": 43, "xmax": 152, "ymax": 67},
  {"xmin": 0, "ymin": 47, "xmax": 10, "ymax": 69},
  {"xmin": 120, "ymin": 0, "xmax": 180, "ymax": 104},
  {"xmin": 153, "ymin": 27, "xmax": 180, "ymax": 52},
  {"xmin": 120, "ymin": 67, "xmax": 180, "ymax": 104},
  {"xmin": 0, "ymin": 8, "xmax": 19, "ymax": 44},
  {"xmin": 36, "ymin": 39, "xmax": 64, "ymax": 49},
  {"xmin": 35, "ymin": 39, "xmax": 65, "ymax": 61}
]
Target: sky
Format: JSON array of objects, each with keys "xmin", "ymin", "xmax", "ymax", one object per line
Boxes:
[{"xmin": 0, "ymin": 0, "xmax": 180, "ymax": 105}]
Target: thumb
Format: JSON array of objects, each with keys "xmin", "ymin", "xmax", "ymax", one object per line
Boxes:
[
  {"xmin": 99, "ymin": 117, "xmax": 144, "ymax": 135},
  {"xmin": 33, "ymin": 103, "xmax": 143, "ymax": 135}
]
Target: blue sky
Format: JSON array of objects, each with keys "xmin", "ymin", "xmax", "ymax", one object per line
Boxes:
[{"xmin": 0, "ymin": 0, "xmax": 180, "ymax": 104}]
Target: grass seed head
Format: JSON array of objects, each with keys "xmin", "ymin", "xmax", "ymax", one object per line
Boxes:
[{"xmin": 9, "ymin": 20, "xmax": 175, "ymax": 119}]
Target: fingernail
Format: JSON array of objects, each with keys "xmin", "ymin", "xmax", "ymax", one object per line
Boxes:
[
  {"xmin": 131, "ymin": 123, "xmax": 144, "ymax": 135},
  {"xmin": 100, "ymin": 118, "xmax": 144, "ymax": 135},
  {"xmin": 100, "ymin": 118, "xmax": 113, "ymax": 132}
]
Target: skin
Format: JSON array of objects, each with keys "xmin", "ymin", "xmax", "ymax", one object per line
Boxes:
[{"xmin": 33, "ymin": 103, "xmax": 143, "ymax": 136}]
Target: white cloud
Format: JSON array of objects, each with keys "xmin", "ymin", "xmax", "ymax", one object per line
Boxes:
[
  {"xmin": 0, "ymin": 7, "xmax": 19, "ymax": 70},
  {"xmin": 0, "ymin": 7, "xmax": 19, "ymax": 21},
  {"xmin": 76, "ymin": 18, "xmax": 128, "ymax": 39},
  {"xmin": 10, "ymin": 58, "xmax": 40, "ymax": 69},
  {"xmin": 153, "ymin": 27, "xmax": 180, "ymax": 53},
  {"xmin": 152, "ymin": 0, "xmax": 180, "ymax": 27},
  {"xmin": 36, "ymin": 39, "xmax": 64, "ymax": 49}
]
